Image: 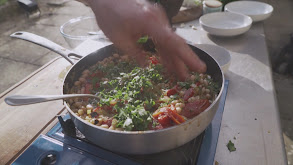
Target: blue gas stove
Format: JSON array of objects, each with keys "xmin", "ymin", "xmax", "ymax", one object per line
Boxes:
[{"xmin": 12, "ymin": 80, "xmax": 228, "ymax": 165}]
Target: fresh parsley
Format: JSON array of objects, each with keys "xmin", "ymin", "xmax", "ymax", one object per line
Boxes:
[
  {"xmin": 227, "ymin": 140, "xmax": 236, "ymax": 152},
  {"xmin": 137, "ymin": 35, "xmax": 149, "ymax": 44}
]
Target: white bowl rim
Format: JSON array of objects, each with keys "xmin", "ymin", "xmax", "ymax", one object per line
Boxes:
[
  {"xmin": 60, "ymin": 16, "xmax": 98, "ymax": 39},
  {"xmin": 199, "ymin": 12, "xmax": 252, "ymax": 30},
  {"xmin": 225, "ymin": 1, "xmax": 274, "ymax": 17}
]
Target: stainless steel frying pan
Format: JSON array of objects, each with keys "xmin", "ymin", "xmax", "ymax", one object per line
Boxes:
[{"xmin": 7, "ymin": 31, "xmax": 224, "ymax": 154}]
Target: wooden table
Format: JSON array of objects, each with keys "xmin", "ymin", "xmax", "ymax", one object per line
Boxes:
[{"xmin": 0, "ymin": 21, "xmax": 287, "ymax": 164}]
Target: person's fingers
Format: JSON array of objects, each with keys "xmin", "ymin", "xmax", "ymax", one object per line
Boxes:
[
  {"xmin": 168, "ymin": 58, "xmax": 189, "ymax": 81},
  {"xmin": 128, "ymin": 47, "xmax": 147, "ymax": 67},
  {"xmin": 113, "ymin": 38, "xmax": 147, "ymax": 66},
  {"xmin": 159, "ymin": 48, "xmax": 189, "ymax": 81},
  {"xmin": 149, "ymin": 27, "xmax": 207, "ymax": 73},
  {"xmin": 173, "ymin": 36, "xmax": 207, "ymax": 73}
]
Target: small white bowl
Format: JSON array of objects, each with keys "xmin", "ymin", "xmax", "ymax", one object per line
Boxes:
[
  {"xmin": 199, "ymin": 12, "xmax": 252, "ymax": 37},
  {"xmin": 195, "ymin": 44, "xmax": 231, "ymax": 73},
  {"xmin": 225, "ymin": 1, "xmax": 273, "ymax": 22}
]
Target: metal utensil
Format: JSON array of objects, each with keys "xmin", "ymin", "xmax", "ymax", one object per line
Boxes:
[
  {"xmin": 10, "ymin": 31, "xmax": 83, "ymax": 64},
  {"xmin": 5, "ymin": 94, "xmax": 99, "ymax": 106}
]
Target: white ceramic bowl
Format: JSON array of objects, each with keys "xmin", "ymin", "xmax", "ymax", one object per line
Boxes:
[
  {"xmin": 199, "ymin": 12, "xmax": 252, "ymax": 37},
  {"xmin": 195, "ymin": 44, "xmax": 231, "ymax": 73},
  {"xmin": 225, "ymin": 1, "xmax": 273, "ymax": 22}
]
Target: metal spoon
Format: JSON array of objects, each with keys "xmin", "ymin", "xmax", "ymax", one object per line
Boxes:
[{"xmin": 5, "ymin": 94, "xmax": 100, "ymax": 106}]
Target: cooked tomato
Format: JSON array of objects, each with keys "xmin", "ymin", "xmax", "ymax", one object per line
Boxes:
[
  {"xmin": 167, "ymin": 85, "xmax": 179, "ymax": 97},
  {"xmin": 153, "ymin": 107, "xmax": 185, "ymax": 127},
  {"xmin": 102, "ymin": 118, "xmax": 113, "ymax": 127},
  {"xmin": 93, "ymin": 106, "xmax": 101, "ymax": 112},
  {"xmin": 183, "ymin": 88, "xmax": 194, "ymax": 101},
  {"xmin": 167, "ymin": 108, "xmax": 185, "ymax": 124},
  {"xmin": 167, "ymin": 88, "xmax": 177, "ymax": 97},
  {"xmin": 157, "ymin": 114, "xmax": 172, "ymax": 127},
  {"xmin": 149, "ymin": 56, "xmax": 159, "ymax": 64},
  {"xmin": 181, "ymin": 99, "xmax": 211, "ymax": 119},
  {"xmin": 152, "ymin": 109, "xmax": 165, "ymax": 118}
]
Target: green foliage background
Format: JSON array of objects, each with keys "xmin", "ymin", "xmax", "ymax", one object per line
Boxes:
[{"xmin": 0, "ymin": 0, "xmax": 7, "ymax": 6}]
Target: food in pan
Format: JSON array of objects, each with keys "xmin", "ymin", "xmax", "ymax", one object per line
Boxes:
[{"xmin": 67, "ymin": 52, "xmax": 220, "ymax": 131}]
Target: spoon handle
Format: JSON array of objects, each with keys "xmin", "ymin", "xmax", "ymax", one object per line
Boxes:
[{"xmin": 5, "ymin": 94, "xmax": 99, "ymax": 106}]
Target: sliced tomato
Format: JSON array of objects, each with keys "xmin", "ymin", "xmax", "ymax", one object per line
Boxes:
[
  {"xmin": 93, "ymin": 106, "xmax": 101, "ymax": 112},
  {"xmin": 183, "ymin": 88, "xmax": 194, "ymax": 101},
  {"xmin": 152, "ymin": 110, "xmax": 164, "ymax": 118},
  {"xmin": 153, "ymin": 107, "xmax": 185, "ymax": 127},
  {"xmin": 149, "ymin": 56, "xmax": 159, "ymax": 64},
  {"xmin": 153, "ymin": 107, "xmax": 172, "ymax": 128},
  {"xmin": 181, "ymin": 99, "xmax": 211, "ymax": 119},
  {"xmin": 102, "ymin": 118, "xmax": 113, "ymax": 127},
  {"xmin": 167, "ymin": 108, "xmax": 185, "ymax": 124},
  {"xmin": 152, "ymin": 107, "xmax": 168, "ymax": 118},
  {"xmin": 167, "ymin": 85, "xmax": 179, "ymax": 97},
  {"xmin": 167, "ymin": 88, "xmax": 177, "ymax": 97},
  {"xmin": 157, "ymin": 114, "xmax": 172, "ymax": 127}
]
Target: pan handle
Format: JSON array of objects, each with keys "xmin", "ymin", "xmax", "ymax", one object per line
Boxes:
[
  {"xmin": 5, "ymin": 94, "xmax": 99, "ymax": 106},
  {"xmin": 10, "ymin": 31, "xmax": 83, "ymax": 65}
]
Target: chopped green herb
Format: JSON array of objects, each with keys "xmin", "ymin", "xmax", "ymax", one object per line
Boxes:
[
  {"xmin": 178, "ymin": 81, "xmax": 192, "ymax": 89},
  {"xmin": 137, "ymin": 36, "xmax": 149, "ymax": 44},
  {"xmin": 70, "ymin": 51, "xmax": 220, "ymax": 131},
  {"xmin": 227, "ymin": 140, "xmax": 236, "ymax": 152}
]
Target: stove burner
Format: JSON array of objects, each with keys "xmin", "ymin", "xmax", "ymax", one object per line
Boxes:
[
  {"xmin": 40, "ymin": 153, "xmax": 57, "ymax": 165},
  {"xmin": 57, "ymin": 116, "xmax": 205, "ymax": 164}
]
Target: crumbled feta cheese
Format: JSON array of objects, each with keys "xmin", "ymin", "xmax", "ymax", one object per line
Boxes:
[
  {"xmin": 137, "ymin": 107, "xmax": 147, "ymax": 116},
  {"xmin": 123, "ymin": 118, "xmax": 133, "ymax": 127}
]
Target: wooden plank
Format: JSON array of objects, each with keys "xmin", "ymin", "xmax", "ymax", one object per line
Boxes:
[
  {"xmin": 8, "ymin": 109, "xmax": 68, "ymax": 164},
  {"xmin": 0, "ymin": 57, "xmax": 62, "ymax": 98},
  {"xmin": 0, "ymin": 57, "xmax": 72, "ymax": 165},
  {"xmin": 172, "ymin": 6, "xmax": 203, "ymax": 24}
]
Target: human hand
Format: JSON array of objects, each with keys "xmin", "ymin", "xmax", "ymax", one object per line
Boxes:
[{"xmin": 86, "ymin": 0, "xmax": 206, "ymax": 80}]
